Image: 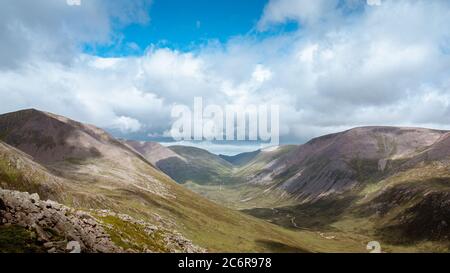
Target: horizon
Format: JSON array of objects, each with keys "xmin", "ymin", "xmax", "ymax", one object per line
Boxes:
[{"xmin": 1, "ymin": 107, "xmax": 448, "ymax": 156}]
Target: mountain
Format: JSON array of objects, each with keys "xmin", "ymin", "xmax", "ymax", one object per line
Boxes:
[
  {"xmin": 3, "ymin": 109, "xmax": 450, "ymax": 252},
  {"xmin": 236, "ymin": 127, "xmax": 450, "ymax": 251},
  {"xmin": 130, "ymin": 126, "xmax": 450, "ymax": 251},
  {"xmin": 173, "ymin": 145, "xmax": 301, "ymax": 209},
  {"xmin": 122, "ymin": 142, "xmax": 300, "ymax": 208},
  {"xmin": 239, "ymin": 127, "xmax": 447, "ymax": 202},
  {"xmin": 0, "ymin": 109, "xmax": 135, "ymax": 164},
  {"xmin": 122, "ymin": 140, "xmax": 182, "ymax": 166},
  {"xmin": 1, "ymin": 109, "xmax": 348, "ymax": 253},
  {"xmin": 124, "ymin": 141, "xmax": 235, "ymax": 185},
  {"xmin": 163, "ymin": 146, "xmax": 234, "ymax": 184},
  {"xmin": 219, "ymin": 150, "xmax": 261, "ymax": 166}
]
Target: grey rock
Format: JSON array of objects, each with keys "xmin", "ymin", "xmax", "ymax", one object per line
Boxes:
[
  {"xmin": 0, "ymin": 197, "xmax": 6, "ymax": 211},
  {"xmin": 30, "ymin": 193, "xmax": 40, "ymax": 203},
  {"xmin": 47, "ymin": 247, "xmax": 57, "ymax": 253}
]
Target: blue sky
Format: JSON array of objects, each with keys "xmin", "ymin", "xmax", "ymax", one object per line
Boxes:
[
  {"xmin": 86, "ymin": 0, "xmax": 267, "ymax": 56},
  {"xmin": 84, "ymin": 0, "xmax": 301, "ymax": 57}
]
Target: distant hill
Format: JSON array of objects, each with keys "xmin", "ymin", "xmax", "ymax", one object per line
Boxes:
[
  {"xmin": 123, "ymin": 141, "xmax": 236, "ymax": 185},
  {"xmin": 219, "ymin": 149, "xmax": 261, "ymax": 166}
]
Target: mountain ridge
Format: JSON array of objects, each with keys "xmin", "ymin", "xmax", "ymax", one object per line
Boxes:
[{"xmin": 1, "ymin": 109, "xmax": 341, "ymax": 253}]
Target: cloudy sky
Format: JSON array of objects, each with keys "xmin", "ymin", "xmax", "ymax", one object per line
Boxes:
[{"xmin": 1, "ymin": 0, "xmax": 450, "ymax": 154}]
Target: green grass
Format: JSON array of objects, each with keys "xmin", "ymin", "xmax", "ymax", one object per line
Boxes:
[
  {"xmin": 0, "ymin": 154, "xmax": 63, "ymax": 202},
  {"xmin": 100, "ymin": 215, "xmax": 169, "ymax": 253},
  {"xmin": 155, "ymin": 146, "xmax": 235, "ymax": 185},
  {"xmin": 0, "ymin": 225, "xmax": 46, "ymax": 253}
]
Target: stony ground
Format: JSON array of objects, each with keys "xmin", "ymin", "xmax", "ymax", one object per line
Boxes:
[
  {"xmin": 0, "ymin": 188, "xmax": 119, "ymax": 253},
  {"xmin": 0, "ymin": 188, "xmax": 205, "ymax": 253}
]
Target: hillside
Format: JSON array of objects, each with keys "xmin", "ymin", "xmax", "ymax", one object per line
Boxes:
[
  {"xmin": 3, "ymin": 109, "xmax": 450, "ymax": 252},
  {"xmin": 123, "ymin": 140, "xmax": 183, "ymax": 166},
  {"xmin": 124, "ymin": 141, "xmax": 236, "ymax": 185},
  {"xmin": 239, "ymin": 127, "xmax": 447, "ymax": 203},
  {"xmin": 235, "ymin": 128, "xmax": 450, "ymax": 251},
  {"xmin": 219, "ymin": 149, "xmax": 261, "ymax": 166},
  {"xmin": 0, "ymin": 109, "xmax": 358, "ymax": 253},
  {"xmin": 131, "ymin": 126, "xmax": 450, "ymax": 252}
]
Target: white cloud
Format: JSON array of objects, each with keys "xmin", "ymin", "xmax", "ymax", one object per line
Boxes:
[
  {"xmin": 66, "ymin": 0, "xmax": 81, "ymax": 6},
  {"xmin": 111, "ymin": 116, "xmax": 142, "ymax": 133},
  {"xmin": 257, "ymin": 0, "xmax": 341, "ymax": 30},
  {"xmin": 1, "ymin": 0, "xmax": 450, "ymax": 149},
  {"xmin": 0, "ymin": 0, "xmax": 151, "ymax": 69},
  {"xmin": 367, "ymin": 0, "xmax": 382, "ymax": 6}
]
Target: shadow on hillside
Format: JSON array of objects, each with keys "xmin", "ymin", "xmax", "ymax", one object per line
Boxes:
[
  {"xmin": 243, "ymin": 195, "xmax": 359, "ymax": 231},
  {"xmin": 255, "ymin": 239, "xmax": 309, "ymax": 253}
]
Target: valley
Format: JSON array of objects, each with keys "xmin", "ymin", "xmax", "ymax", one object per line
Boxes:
[
  {"xmin": 1, "ymin": 109, "xmax": 450, "ymax": 253},
  {"xmin": 134, "ymin": 125, "xmax": 450, "ymax": 253}
]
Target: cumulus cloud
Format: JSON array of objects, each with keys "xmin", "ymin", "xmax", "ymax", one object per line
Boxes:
[
  {"xmin": 1, "ymin": 0, "xmax": 450, "ymax": 150},
  {"xmin": 111, "ymin": 116, "xmax": 143, "ymax": 133},
  {"xmin": 257, "ymin": 0, "xmax": 340, "ymax": 30},
  {"xmin": 0, "ymin": 0, "xmax": 151, "ymax": 69}
]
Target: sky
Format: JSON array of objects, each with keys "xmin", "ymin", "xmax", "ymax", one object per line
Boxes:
[{"xmin": 1, "ymin": 0, "xmax": 450, "ymax": 155}]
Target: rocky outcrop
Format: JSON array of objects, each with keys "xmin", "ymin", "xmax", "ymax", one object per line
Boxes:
[
  {"xmin": 0, "ymin": 188, "xmax": 120, "ymax": 253},
  {"xmin": 96, "ymin": 210, "xmax": 206, "ymax": 253},
  {"xmin": 0, "ymin": 188, "xmax": 206, "ymax": 253}
]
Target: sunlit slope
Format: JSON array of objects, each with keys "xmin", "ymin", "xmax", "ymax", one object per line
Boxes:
[{"xmin": 243, "ymin": 132, "xmax": 450, "ymax": 252}]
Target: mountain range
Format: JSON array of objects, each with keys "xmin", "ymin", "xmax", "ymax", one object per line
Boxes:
[{"xmin": 1, "ymin": 109, "xmax": 450, "ymax": 253}]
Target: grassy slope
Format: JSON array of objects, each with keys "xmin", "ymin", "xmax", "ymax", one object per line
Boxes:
[
  {"xmin": 0, "ymin": 140, "xmax": 370, "ymax": 253},
  {"xmin": 243, "ymin": 161, "xmax": 450, "ymax": 252},
  {"xmin": 3, "ymin": 110, "xmax": 448, "ymax": 253},
  {"xmin": 155, "ymin": 146, "xmax": 235, "ymax": 185},
  {"xmin": 182, "ymin": 145, "xmax": 300, "ymax": 209},
  {"xmin": 135, "ymin": 138, "xmax": 450, "ymax": 252},
  {"xmin": 0, "ymin": 225, "xmax": 46, "ymax": 253}
]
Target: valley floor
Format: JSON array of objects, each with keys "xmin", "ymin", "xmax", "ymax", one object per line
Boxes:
[{"xmin": 183, "ymin": 181, "xmax": 450, "ymax": 253}]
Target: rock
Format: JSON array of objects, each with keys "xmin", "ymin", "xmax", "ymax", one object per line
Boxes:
[
  {"xmin": 0, "ymin": 189, "xmax": 121, "ymax": 253},
  {"xmin": 66, "ymin": 241, "xmax": 81, "ymax": 253},
  {"xmin": 0, "ymin": 188, "xmax": 205, "ymax": 253},
  {"xmin": 47, "ymin": 247, "xmax": 57, "ymax": 253},
  {"xmin": 30, "ymin": 193, "xmax": 40, "ymax": 203},
  {"xmin": 43, "ymin": 242, "xmax": 54, "ymax": 248},
  {"xmin": 35, "ymin": 225, "xmax": 50, "ymax": 242},
  {"xmin": 0, "ymin": 197, "xmax": 6, "ymax": 211},
  {"xmin": 4, "ymin": 212, "xmax": 13, "ymax": 221}
]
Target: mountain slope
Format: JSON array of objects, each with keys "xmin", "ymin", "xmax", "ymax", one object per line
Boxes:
[
  {"xmin": 123, "ymin": 142, "xmax": 300, "ymax": 208},
  {"xmin": 122, "ymin": 140, "xmax": 183, "ymax": 166},
  {"xmin": 124, "ymin": 141, "xmax": 236, "ymax": 185},
  {"xmin": 164, "ymin": 145, "xmax": 235, "ymax": 184},
  {"xmin": 238, "ymin": 128, "xmax": 450, "ymax": 251},
  {"xmin": 240, "ymin": 127, "xmax": 447, "ymax": 203},
  {"xmin": 219, "ymin": 150, "xmax": 261, "ymax": 166},
  {"xmin": 130, "ymin": 126, "xmax": 450, "ymax": 251},
  {"xmin": 0, "ymin": 109, "xmax": 134, "ymax": 163},
  {"xmin": 0, "ymin": 109, "xmax": 355, "ymax": 253}
]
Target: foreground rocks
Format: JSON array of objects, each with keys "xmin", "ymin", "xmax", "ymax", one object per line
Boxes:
[
  {"xmin": 96, "ymin": 209, "xmax": 206, "ymax": 253},
  {"xmin": 0, "ymin": 189, "xmax": 120, "ymax": 253},
  {"xmin": 0, "ymin": 188, "xmax": 205, "ymax": 253}
]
